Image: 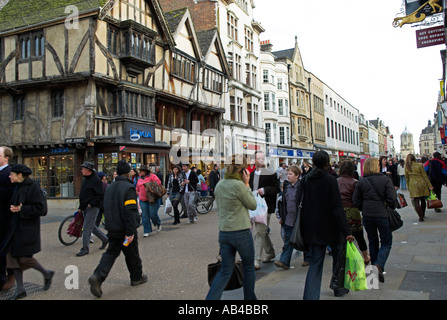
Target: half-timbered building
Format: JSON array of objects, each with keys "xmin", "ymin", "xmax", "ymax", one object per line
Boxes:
[{"xmin": 0, "ymin": 0, "xmax": 229, "ymax": 207}]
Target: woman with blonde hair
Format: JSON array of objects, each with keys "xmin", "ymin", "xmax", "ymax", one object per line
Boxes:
[
  {"xmin": 206, "ymin": 159, "xmax": 257, "ymax": 300},
  {"xmin": 405, "ymin": 154, "xmax": 433, "ymax": 222},
  {"xmin": 353, "ymin": 157, "xmax": 396, "ymax": 283}
]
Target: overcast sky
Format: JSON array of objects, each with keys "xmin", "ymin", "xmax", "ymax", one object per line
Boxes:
[{"xmin": 253, "ymin": 0, "xmax": 444, "ymax": 154}]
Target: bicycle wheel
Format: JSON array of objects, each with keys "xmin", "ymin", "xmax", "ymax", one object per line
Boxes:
[
  {"xmin": 58, "ymin": 215, "xmax": 81, "ymax": 246},
  {"xmin": 196, "ymin": 197, "xmax": 213, "ymax": 214}
]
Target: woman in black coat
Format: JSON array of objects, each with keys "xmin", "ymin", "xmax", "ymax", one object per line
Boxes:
[
  {"xmin": 4, "ymin": 164, "xmax": 54, "ymax": 299},
  {"xmin": 300, "ymin": 151, "xmax": 354, "ymax": 300},
  {"xmin": 353, "ymin": 157, "xmax": 396, "ymax": 283}
]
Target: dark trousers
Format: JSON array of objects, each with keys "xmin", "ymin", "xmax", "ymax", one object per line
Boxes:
[{"xmin": 93, "ymin": 233, "xmax": 143, "ymax": 283}]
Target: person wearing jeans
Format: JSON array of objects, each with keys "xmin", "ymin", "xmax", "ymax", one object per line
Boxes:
[
  {"xmin": 353, "ymin": 157, "xmax": 398, "ymax": 283},
  {"xmin": 136, "ymin": 165, "xmax": 162, "ymax": 236},
  {"xmin": 206, "ymin": 229, "xmax": 256, "ymax": 300},
  {"xmin": 206, "ymin": 161, "xmax": 257, "ymax": 300},
  {"xmin": 362, "ymin": 216, "xmax": 392, "ymax": 279}
]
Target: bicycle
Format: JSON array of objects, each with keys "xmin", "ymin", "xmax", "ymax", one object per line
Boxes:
[
  {"xmin": 58, "ymin": 211, "xmax": 105, "ymax": 246},
  {"xmin": 164, "ymin": 192, "xmax": 214, "ymax": 217},
  {"xmin": 58, "ymin": 213, "xmax": 81, "ymax": 246},
  {"xmin": 195, "ymin": 193, "xmax": 214, "ymax": 214}
]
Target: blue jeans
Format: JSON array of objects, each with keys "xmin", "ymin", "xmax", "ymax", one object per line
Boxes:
[
  {"xmin": 363, "ymin": 216, "xmax": 392, "ymax": 271},
  {"xmin": 206, "ymin": 229, "xmax": 257, "ymax": 300},
  {"xmin": 140, "ymin": 200, "xmax": 161, "ymax": 233},
  {"xmin": 279, "ymin": 224, "xmax": 294, "ymax": 266},
  {"xmin": 399, "ymin": 175, "xmax": 407, "ymax": 190},
  {"xmin": 303, "ymin": 243, "xmax": 342, "ymax": 300}
]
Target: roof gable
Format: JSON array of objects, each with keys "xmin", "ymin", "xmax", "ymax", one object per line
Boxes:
[{"xmin": 164, "ymin": 8, "xmax": 200, "ymax": 59}]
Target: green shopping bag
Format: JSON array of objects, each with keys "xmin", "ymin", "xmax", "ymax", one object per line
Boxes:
[{"xmin": 344, "ymin": 242, "xmax": 368, "ymax": 291}]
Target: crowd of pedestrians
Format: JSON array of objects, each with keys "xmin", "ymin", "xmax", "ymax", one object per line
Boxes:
[
  {"xmin": 206, "ymin": 150, "xmax": 447, "ymax": 300},
  {"xmin": 1, "ymin": 143, "xmax": 446, "ymax": 300}
]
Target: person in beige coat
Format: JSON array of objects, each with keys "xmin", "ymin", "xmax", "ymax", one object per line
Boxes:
[{"xmin": 405, "ymin": 154, "xmax": 433, "ymax": 221}]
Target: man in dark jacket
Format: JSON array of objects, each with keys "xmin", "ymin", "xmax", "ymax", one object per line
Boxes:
[
  {"xmin": 0, "ymin": 146, "xmax": 15, "ymax": 290},
  {"xmin": 208, "ymin": 164, "xmax": 220, "ymax": 197},
  {"xmin": 424, "ymin": 152, "xmax": 447, "ymax": 212},
  {"xmin": 249, "ymin": 150, "xmax": 280, "ymax": 269},
  {"xmin": 88, "ymin": 160, "xmax": 146, "ymax": 298},
  {"xmin": 300, "ymin": 151, "xmax": 353, "ymax": 300},
  {"xmin": 76, "ymin": 161, "xmax": 108, "ymax": 257}
]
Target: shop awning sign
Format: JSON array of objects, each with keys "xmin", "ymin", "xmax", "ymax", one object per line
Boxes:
[{"xmin": 416, "ymin": 25, "xmax": 445, "ymax": 48}]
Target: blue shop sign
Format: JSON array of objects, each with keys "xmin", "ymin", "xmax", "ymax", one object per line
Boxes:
[
  {"xmin": 270, "ymin": 148, "xmax": 294, "ymax": 157},
  {"xmin": 126, "ymin": 123, "xmax": 155, "ymax": 143}
]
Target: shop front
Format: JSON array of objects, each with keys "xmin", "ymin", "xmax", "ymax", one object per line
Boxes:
[
  {"xmin": 20, "ymin": 145, "xmax": 84, "ymax": 202},
  {"xmin": 95, "ymin": 122, "xmax": 170, "ymax": 184}
]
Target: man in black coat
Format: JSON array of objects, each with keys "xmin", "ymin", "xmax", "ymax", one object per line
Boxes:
[
  {"xmin": 181, "ymin": 163, "xmax": 199, "ymax": 223},
  {"xmin": 0, "ymin": 146, "xmax": 15, "ymax": 291},
  {"xmin": 76, "ymin": 161, "xmax": 108, "ymax": 257},
  {"xmin": 249, "ymin": 150, "xmax": 280, "ymax": 269},
  {"xmin": 88, "ymin": 160, "xmax": 146, "ymax": 298}
]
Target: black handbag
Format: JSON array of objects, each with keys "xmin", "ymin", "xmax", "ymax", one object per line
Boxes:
[
  {"xmin": 365, "ymin": 177, "xmax": 403, "ymax": 232},
  {"xmin": 289, "ymin": 181, "xmax": 309, "ymax": 252},
  {"xmin": 207, "ymin": 254, "xmax": 243, "ymax": 291}
]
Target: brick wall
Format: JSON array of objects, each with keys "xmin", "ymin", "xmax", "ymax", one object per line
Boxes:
[{"xmin": 159, "ymin": 0, "xmax": 218, "ymax": 31}]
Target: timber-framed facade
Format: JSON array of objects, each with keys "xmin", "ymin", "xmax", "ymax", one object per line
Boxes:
[{"xmin": 0, "ymin": 0, "xmax": 229, "ymax": 207}]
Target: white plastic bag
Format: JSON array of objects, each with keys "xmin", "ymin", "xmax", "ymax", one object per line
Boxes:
[
  {"xmin": 164, "ymin": 197, "xmax": 172, "ymax": 215},
  {"xmin": 249, "ymin": 192, "xmax": 268, "ymax": 225}
]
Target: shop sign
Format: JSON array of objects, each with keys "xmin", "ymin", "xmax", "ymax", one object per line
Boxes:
[
  {"xmin": 269, "ymin": 148, "xmax": 294, "ymax": 157},
  {"xmin": 126, "ymin": 123, "xmax": 155, "ymax": 143},
  {"xmin": 296, "ymin": 150, "xmax": 314, "ymax": 158},
  {"xmin": 51, "ymin": 147, "xmax": 70, "ymax": 153},
  {"xmin": 242, "ymin": 143, "xmax": 260, "ymax": 150},
  {"xmin": 416, "ymin": 25, "xmax": 445, "ymax": 48},
  {"xmin": 64, "ymin": 138, "xmax": 86, "ymax": 143}
]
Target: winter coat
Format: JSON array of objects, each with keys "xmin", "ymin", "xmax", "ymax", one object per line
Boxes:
[
  {"xmin": 3, "ymin": 178, "xmax": 47, "ymax": 257},
  {"xmin": 103, "ymin": 176, "xmax": 140, "ymax": 236},
  {"xmin": 405, "ymin": 162, "xmax": 432, "ymax": 198},
  {"xmin": 0, "ymin": 164, "xmax": 14, "ymax": 239},
  {"xmin": 78, "ymin": 172, "xmax": 104, "ymax": 210},
  {"xmin": 352, "ymin": 173, "xmax": 397, "ymax": 218},
  {"xmin": 424, "ymin": 158, "xmax": 447, "ymax": 185},
  {"xmin": 299, "ymin": 168, "xmax": 351, "ymax": 246}
]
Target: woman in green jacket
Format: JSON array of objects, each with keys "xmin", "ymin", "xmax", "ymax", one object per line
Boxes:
[
  {"xmin": 405, "ymin": 154, "xmax": 433, "ymax": 221},
  {"xmin": 206, "ymin": 162, "xmax": 257, "ymax": 300}
]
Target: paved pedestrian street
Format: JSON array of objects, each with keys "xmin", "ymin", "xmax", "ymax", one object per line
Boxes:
[{"xmin": 1, "ymin": 188, "xmax": 446, "ymax": 301}]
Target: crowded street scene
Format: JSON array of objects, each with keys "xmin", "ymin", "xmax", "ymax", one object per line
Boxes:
[{"xmin": 0, "ymin": 0, "xmax": 446, "ymax": 316}]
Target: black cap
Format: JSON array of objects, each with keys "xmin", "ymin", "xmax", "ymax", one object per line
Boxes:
[
  {"xmin": 10, "ymin": 164, "xmax": 32, "ymax": 176},
  {"xmin": 117, "ymin": 160, "xmax": 131, "ymax": 175}
]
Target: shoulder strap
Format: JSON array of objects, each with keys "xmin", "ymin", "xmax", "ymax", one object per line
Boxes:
[{"xmin": 364, "ymin": 177, "xmax": 385, "ymax": 203}]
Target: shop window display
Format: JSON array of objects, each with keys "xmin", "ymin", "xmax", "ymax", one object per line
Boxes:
[{"xmin": 24, "ymin": 155, "xmax": 75, "ymax": 198}]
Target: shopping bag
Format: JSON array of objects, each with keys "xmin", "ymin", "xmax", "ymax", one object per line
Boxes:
[
  {"xmin": 249, "ymin": 192, "xmax": 268, "ymax": 225},
  {"xmin": 427, "ymin": 191, "xmax": 443, "ymax": 209},
  {"xmin": 164, "ymin": 197, "xmax": 172, "ymax": 215},
  {"xmin": 67, "ymin": 211, "xmax": 84, "ymax": 238},
  {"xmin": 344, "ymin": 242, "xmax": 367, "ymax": 291},
  {"xmin": 396, "ymin": 190, "xmax": 407, "ymax": 208}
]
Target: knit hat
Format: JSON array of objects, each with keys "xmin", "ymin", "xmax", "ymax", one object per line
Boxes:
[
  {"xmin": 10, "ymin": 164, "xmax": 32, "ymax": 176},
  {"xmin": 116, "ymin": 160, "xmax": 131, "ymax": 175}
]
